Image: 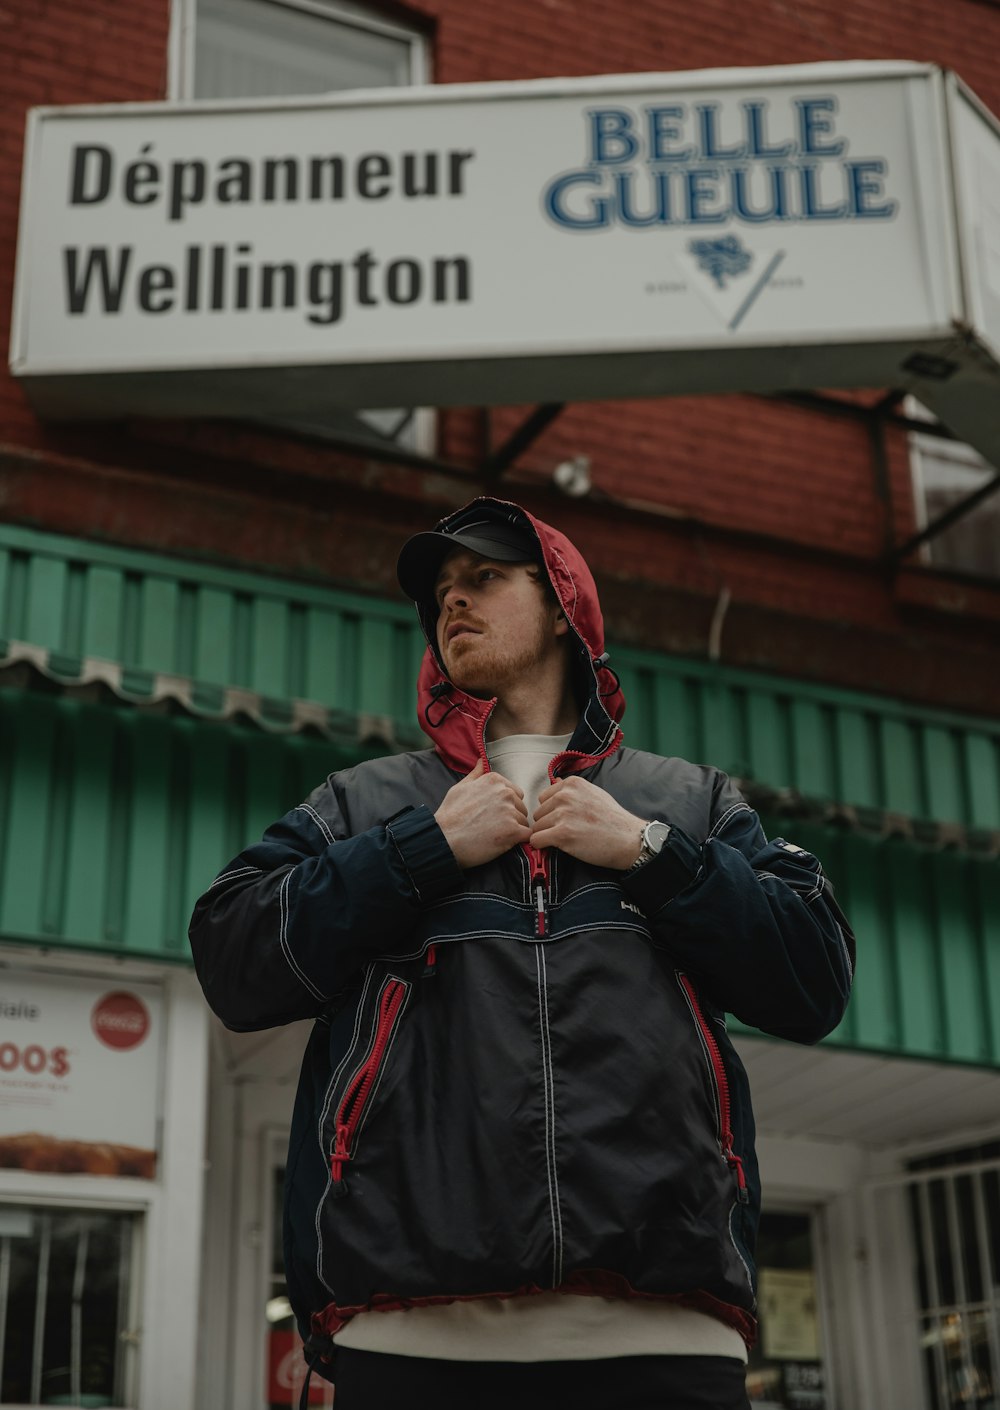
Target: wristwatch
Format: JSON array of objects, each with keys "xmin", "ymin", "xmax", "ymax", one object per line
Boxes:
[{"xmin": 630, "ymin": 819, "xmax": 671, "ymax": 871}]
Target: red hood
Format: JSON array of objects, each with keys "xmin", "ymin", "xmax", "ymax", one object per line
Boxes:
[{"xmin": 414, "ymin": 497, "xmax": 625, "ymax": 775}]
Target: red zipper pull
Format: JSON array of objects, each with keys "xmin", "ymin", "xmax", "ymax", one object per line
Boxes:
[
  {"xmin": 422, "ymin": 944, "xmax": 438, "ymax": 978},
  {"xmin": 724, "ymin": 1143, "xmax": 749, "ymax": 1203},
  {"xmin": 331, "ymin": 1123, "xmax": 350, "ymax": 1184}
]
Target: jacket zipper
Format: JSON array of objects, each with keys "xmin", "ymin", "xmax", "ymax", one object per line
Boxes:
[
  {"xmin": 526, "ymin": 745, "xmax": 624, "ymax": 939},
  {"xmin": 331, "ymin": 977, "xmax": 408, "ymax": 1191},
  {"xmin": 677, "ymin": 973, "xmax": 748, "ymax": 1203},
  {"xmin": 530, "ymin": 848, "xmax": 549, "ymax": 937},
  {"xmin": 529, "ymin": 755, "xmax": 559, "ymax": 939},
  {"xmin": 476, "ymin": 703, "xmax": 553, "ymax": 938}
]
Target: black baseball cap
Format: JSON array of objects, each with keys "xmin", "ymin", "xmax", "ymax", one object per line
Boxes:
[{"xmin": 397, "ymin": 514, "xmax": 540, "ymax": 605}]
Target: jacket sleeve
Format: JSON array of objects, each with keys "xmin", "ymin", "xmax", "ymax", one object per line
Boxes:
[
  {"xmin": 619, "ymin": 775, "xmax": 855, "ymax": 1043},
  {"xmin": 188, "ymin": 786, "xmax": 464, "ymax": 1032}
]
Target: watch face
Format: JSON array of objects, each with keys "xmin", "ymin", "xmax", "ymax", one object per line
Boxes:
[{"xmin": 645, "ymin": 821, "xmax": 670, "ymax": 855}]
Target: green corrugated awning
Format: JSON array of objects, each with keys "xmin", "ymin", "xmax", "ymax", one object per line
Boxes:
[
  {"xmin": 1, "ymin": 686, "xmax": 998, "ymax": 1070},
  {"xmin": 0, "ymin": 687, "xmax": 381, "ymax": 964},
  {"xmin": 732, "ymin": 820, "xmax": 1000, "ymax": 1068},
  {"xmin": 2, "ymin": 522, "xmax": 999, "ymax": 839},
  {"xmin": 0, "ymin": 524, "xmax": 426, "ymax": 722}
]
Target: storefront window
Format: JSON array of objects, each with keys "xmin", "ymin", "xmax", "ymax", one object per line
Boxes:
[
  {"xmin": 746, "ymin": 1211, "xmax": 827, "ymax": 1410},
  {"xmin": 907, "ymin": 1145, "xmax": 1000, "ymax": 1410},
  {"xmin": 0, "ymin": 1203, "xmax": 138, "ymax": 1407}
]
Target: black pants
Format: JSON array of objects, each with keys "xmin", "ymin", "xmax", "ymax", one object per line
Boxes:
[{"xmin": 332, "ymin": 1348, "xmax": 752, "ymax": 1409}]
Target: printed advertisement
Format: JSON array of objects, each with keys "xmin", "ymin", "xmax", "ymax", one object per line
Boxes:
[
  {"xmin": 0, "ymin": 969, "xmax": 162, "ymax": 1178},
  {"xmin": 759, "ymin": 1267, "xmax": 821, "ymax": 1361}
]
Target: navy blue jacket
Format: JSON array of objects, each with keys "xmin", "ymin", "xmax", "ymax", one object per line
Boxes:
[{"xmin": 189, "ymin": 498, "xmax": 855, "ymax": 1365}]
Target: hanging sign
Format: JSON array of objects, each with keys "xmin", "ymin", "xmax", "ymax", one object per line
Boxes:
[{"xmin": 8, "ymin": 61, "xmax": 1000, "ymax": 468}]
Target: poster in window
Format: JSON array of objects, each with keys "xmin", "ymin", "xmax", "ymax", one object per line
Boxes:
[
  {"xmin": 759, "ymin": 1267, "xmax": 821, "ymax": 1361},
  {"xmin": 0, "ymin": 968, "xmax": 162, "ymax": 1177}
]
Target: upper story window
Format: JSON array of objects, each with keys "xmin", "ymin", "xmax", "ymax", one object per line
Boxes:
[
  {"xmin": 908, "ymin": 402, "xmax": 1000, "ymax": 579},
  {"xmin": 173, "ymin": 0, "xmax": 427, "ymax": 100},
  {"xmin": 170, "ymin": 0, "xmax": 431, "ymax": 450},
  {"xmin": 189, "ymin": 0, "xmax": 426, "ymax": 98}
]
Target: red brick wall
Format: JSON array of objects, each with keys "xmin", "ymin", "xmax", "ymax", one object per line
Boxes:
[
  {"xmin": 2, "ymin": 0, "xmax": 998, "ymax": 713},
  {"xmin": 0, "ymin": 0, "xmax": 171, "ymax": 449}
]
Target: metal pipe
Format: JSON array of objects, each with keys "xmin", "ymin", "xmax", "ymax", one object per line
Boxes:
[
  {"xmin": 918, "ymin": 1180, "xmax": 949, "ymax": 1410},
  {"xmin": 71, "ymin": 1223, "xmax": 91, "ymax": 1405},
  {"xmin": 480, "ymin": 402, "xmax": 565, "ymax": 480},
  {"xmin": 30, "ymin": 1214, "xmax": 51, "ymax": 1406},
  {"xmin": 867, "ymin": 1157, "xmax": 1000, "ymax": 1189},
  {"xmin": 0, "ymin": 1235, "xmax": 10, "ymax": 1397},
  {"xmin": 945, "ymin": 1176, "xmax": 977, "ymax": 1404},
  {"xmin": 972, "ymin": 1172, "xmax": 1000, "ymax": 1407},
  {"xmin": 114, "ymin": 1219, "xmax": 132, "ymax": 1402}
]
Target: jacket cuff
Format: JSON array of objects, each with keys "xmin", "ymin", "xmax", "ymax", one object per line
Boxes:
[
  {"xmin": 385, "ymin": 805, "xmax": 465, "ymax": 903},
  {"xmin": 620, "ymin": 825, "xmax": 702, "ymax": 913}
]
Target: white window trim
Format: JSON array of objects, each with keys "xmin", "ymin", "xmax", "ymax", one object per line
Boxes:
[{"xmin": 169, "ymin": 0, "xmax": 429, "ymax": 103}]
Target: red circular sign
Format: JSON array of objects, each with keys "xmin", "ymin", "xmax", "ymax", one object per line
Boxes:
[{"xmin": 91, "ymin": 992, "xmax": 150, "ymax": 1051}]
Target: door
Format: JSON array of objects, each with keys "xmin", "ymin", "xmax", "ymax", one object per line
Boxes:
[{"xmin": 747, "ymin": 1208, "xmax": 832, "ymax": 1410}]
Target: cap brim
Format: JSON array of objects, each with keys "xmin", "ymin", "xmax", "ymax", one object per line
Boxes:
[{"xmin": 396, "ymin": 527, "xmax": 535, "ymax": 603}]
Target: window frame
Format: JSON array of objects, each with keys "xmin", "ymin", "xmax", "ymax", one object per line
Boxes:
[
  {"xmin": 0, "ymin": 1196, "xmax": 144, "ymax": 1407},
  {"xmin": 906, "ymin": 397, "xmax": 1000, "ymax": 579},
  {"xmin": 169, "ymin": 0, "xmax": 429, "ymax": 102},
  {"xmin": 866, "ymin": 1150, "xmax": 1000, "ymax": 1410}
]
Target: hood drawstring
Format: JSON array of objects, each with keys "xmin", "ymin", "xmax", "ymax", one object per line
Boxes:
[
  {"xmin": 594, "ymin": 651, "xmax": 622, "ymax": 700},
  {"xmin": 298, "ymin": 1331, "xmax": 337, "ymax": 1409},
  {"xmin": 424, "ymin": 680, "xmax": 459, "ymax": 730}
]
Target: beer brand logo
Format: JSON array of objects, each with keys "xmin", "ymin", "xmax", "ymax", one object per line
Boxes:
[
  {"xmin": 689, "ymin": 235, "xmax": 753, "ymax": 289},
  {"xmin": 91, "ymin": 992, "xmax": 151, "ymax": 1051},
  {"xmin": 541, "ymin": 96, "xmax": 899, "ymax": 233},
  {"xmin": 540, "ymin": 95, "xmax": 899, "ymax": 331}
]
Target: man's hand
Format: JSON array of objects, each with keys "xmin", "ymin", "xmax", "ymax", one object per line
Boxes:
[
  {"xmin": 435, "ymin": 760, "xmax": 532, "ymax": 869},
  {"xmin": 531, "ymin": 776, "xmax": 646, "ymax": 871}
]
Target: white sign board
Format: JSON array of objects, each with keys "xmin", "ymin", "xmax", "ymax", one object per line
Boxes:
[
  {"xmin": 946, "ymin": 85, "xmax": 1000, "ymax": 360},
  {"xmin": 0, "ymin": 969, "xmax": 162, "ymax": 1178},
  {"xmin": 8, "ymin": 60, "xmax": 1000, "ymax": 467}
]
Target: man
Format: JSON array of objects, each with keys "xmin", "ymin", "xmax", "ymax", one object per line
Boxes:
[{"xmin": 189, "ymin": 496, "xmax": 854, "ymax": 1410}]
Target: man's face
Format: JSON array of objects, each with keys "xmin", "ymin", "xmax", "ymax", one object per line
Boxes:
[{"xmin": 433, "ymin": 549, "xmax": 568, "ymax": 698}]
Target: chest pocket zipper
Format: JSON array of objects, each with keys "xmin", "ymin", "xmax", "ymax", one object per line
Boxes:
[
  {"xmin": 676, "ymin": 972, "xmax": 748, "ymax": 1204},
  {"xmin": 330, "ymin": 977, "xmax": 409, "ymax": 1197}
]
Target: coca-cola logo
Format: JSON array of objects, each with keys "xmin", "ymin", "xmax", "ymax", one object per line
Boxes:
[
  {"xmin": 267, "ymin": 1330, "xmax": 331, "ymax": 1406},
  {"xmin": 91, "ymin": 992, "xmax": 150, "ymax": 1051}
]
